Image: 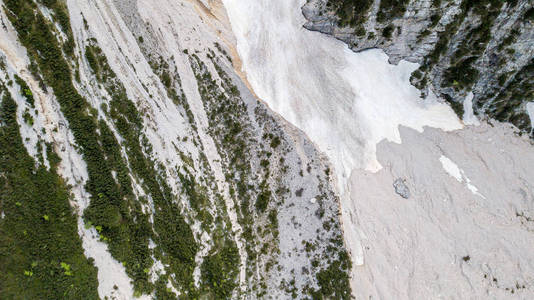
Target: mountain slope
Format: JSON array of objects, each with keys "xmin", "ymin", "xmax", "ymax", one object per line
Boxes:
[
  {"xmin": 303, "ymin": 0, "xmax": 534, "ymax": 134},
  {"xmin": 1, "ymin": 0, "xmax": 534, "ymax": 299},
  {"xmin": 0, "ymin": 0, "xmax": 350, "ymax": 298}
]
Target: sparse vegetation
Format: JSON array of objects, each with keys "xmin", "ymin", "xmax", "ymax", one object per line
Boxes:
[
  {"xmin": 326, "ymin": 0, "xmax": 373, "ymax": 27},
  {"xmin": 377, "ymin": 0, "xmax": 410, "ymax": 22}
]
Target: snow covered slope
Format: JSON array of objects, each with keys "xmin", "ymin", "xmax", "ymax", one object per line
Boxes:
[
  {"xmin": 222, "ymin": 0, "xmax": 460, "ymax": 270},
  {"xmin": 221, "ymin": 0, "xmax": 534, "ymax": 298},
  {"xmin": 349, "ymin": 123, "xmax": 534, "ymax": 298},
  {"xmin": 303, "ymin": 0, "xmax": 534, "ymax": 135}
]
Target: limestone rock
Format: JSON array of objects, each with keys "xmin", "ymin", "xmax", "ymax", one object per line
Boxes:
[{"xmin": 393, "ymin": 178, "xmax": 410, "ymax": 199}]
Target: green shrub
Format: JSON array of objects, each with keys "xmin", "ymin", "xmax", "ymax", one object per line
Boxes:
[
  {"xmin": 311, "ymin": 250, "xmax": 352, "ymax": 300},
  {"xmin": 382, "ymin": 24, "xmax": 394, "ymax": 39},
  {"xmin": 327, "ymin": 0, "xmax": 373, "ymax": 28},
  {"xmin": 201, "ymin": 240, "xmax": 240, "ymax": 298},
  {"xmin": 377, "ymin": 0, "xmax": 410, "ymax": 22},
  {"xmin": 14, "ymin": 75, "xmax": 34, "ymax": 107}
]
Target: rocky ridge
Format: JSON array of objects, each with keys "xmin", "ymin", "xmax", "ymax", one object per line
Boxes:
[{"xmin": 303, "ymin": 0, "xmax": 534, "ymax": 134}]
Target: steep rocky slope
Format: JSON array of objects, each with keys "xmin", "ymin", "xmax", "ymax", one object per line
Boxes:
[
  {"xmin": 303, "ymin": 0, "xmax": 534, "ymax": 134},
  {"xmin": 223, "ymin": 0, "xmax": 534, "ymax": 298},
  {"xmin": 1, "ymin": 0, "xmax": 534, "ymax": 299},
  {"xmin": 0, "ymin": 0, "xmax": 350, "ymax": 298}
]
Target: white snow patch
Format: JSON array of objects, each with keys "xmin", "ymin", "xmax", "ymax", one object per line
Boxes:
[
  {"xmin": 193, "ymin": 231, "xmax": 212, "ymax": 286},
  {"xmin": 527, "ymin": 102, "xmax": 534, "ymax": 132},
  {"xmin": 148, "ymin": 239, "xmax": 167, "ymax": 282},
  {"xmin": 466, "ymin": 181, "xmax": 481, "ymax": 196},
  {"xmin": 439, "ymin": 155, "xmax": 463, "ymax": 182},
  {"xmin": 80, "ymin": 226, "xmax": 148, "ymax": 300},
  {"xmin": 463, "ymin": 92, "xmax": 480, "ymax": 126},
  {"xmin": 166, "ymin": 280, "xmax": 180, "ymax": 297},
  {"xmin": 439, "ymin": 155, "xmax": 485, "ymax": 199}
]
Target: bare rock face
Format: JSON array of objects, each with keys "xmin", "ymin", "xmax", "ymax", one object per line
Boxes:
[{"xmin": 303, "ymin": 0, "xmax": 534, "ymax": 135}]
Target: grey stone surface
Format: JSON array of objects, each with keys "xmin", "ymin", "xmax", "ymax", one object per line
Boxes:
[
  {"xmin": 393, "ymin": 178, "xmax": 410, "ymax": 199},
  {"xmin": 345, "ymin": 122, "xmax": 534, "ymax": 299}
]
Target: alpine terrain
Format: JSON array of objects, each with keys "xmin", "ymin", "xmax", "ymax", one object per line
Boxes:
[{"xmin": 0, "ymin": 0, "xmax": 533, "ymax": 299}]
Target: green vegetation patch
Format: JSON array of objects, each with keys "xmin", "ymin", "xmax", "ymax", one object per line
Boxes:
[
  {"xmin": 326, "ymin": 0, "xmax": 373, "ymax": 28},
  {"xmin": 4, "ymin": 0, "xmax": 200, "ymax": 295},
  {"xmin": 201, "ymin": 239, "xmax": 240, "ymax": 299},
  {"xmin": 38, "ymin": 0, "xmax": 75, "ymax": 56},
  {"xmin": 313, "ymin": 253, "xmax": 352, "ymax": 300},
  {"xmin": 0, "ymin": 87, "xmax": 99, "ymax": 299},
  {"xmin": 13, "ymin": 75, "xmax": 34, "ymax": 107},
  {"xmin": 377, "ymin": 0, "xmax": 410, "ymax": 22},
  {"xmin": 488, "ymin": 59, "xmax": 534, "ymax": 131}
]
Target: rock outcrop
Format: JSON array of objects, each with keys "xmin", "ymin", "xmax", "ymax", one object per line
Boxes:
[
  {"xmin": 393, "ymin": 178, "xmax": 410, "ymax": 198},
  {"xmin": 303, "ymin": 0, "xmax": 534, "ymax": 134}
]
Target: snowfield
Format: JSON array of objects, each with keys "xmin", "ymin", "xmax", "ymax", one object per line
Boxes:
[
  {"xmin": 222, "ymin": 0, "xmax": 534, "ymax": 298},
  {"xmin": 221, "ymin": 0, "xmax": 462, "ymax": 178},
  {"xmin": 222, "ymin": 0, "xmax": 461, "ymax": 271}
]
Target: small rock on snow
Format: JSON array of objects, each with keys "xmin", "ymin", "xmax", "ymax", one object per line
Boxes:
[{"xmin": 393, "ymin": 178, "xmax": 410, "ymax": 199}]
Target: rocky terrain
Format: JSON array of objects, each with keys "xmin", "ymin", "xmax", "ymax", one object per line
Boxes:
[
  {"xmin": 1, "ymin": 0, "xmax": 533, "ymax": 299},
  {"xmin": 348, "ymin": 123, "xmax": 534, "ymax": 299},
  {"xmin": 303, "ymin": 0, "xmax": 534, "ymax": 134},
  {"xmin": 0, "ymin": 0, "xmax": 350, "ymax": 298},
  {"xmin": 224, "ymin": 0, "xmax": 534, "ymax": 298}
]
